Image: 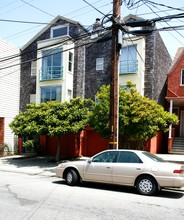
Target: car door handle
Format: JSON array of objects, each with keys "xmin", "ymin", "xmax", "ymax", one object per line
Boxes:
[
  {"xmin": 136, "ymin": 168, "xmax": 141, "ymax": 170},
  {"xmin": 106, "ymin": 167, "xmax": 111, "ymax": 169}
]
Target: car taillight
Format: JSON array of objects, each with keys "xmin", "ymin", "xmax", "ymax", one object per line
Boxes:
[{"xmin": 173, "ymin": 169, "xmax": 184, "ymax": 174}]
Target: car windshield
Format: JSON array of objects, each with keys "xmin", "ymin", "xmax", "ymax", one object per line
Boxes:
[{"xmin": 142, "ymin": 152, "xmax": 166, "ymax": 162}]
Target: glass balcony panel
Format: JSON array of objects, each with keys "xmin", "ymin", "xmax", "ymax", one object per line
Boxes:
[
  {"xmin": 39, "ymin": 66, "xmax": 63, "ymax": 81},
  {"xmin": 119, "ymin": 60, "xmax": 138, "ymax": 75}
]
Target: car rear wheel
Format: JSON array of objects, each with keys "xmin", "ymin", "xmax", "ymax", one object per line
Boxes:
[
  {"xmin": 66, "ymin": 169, "xmax": 79, "ymax": 186},
  {"xmin": 136, "ymin": 176, "xmax": 157, "ymax": 196}
]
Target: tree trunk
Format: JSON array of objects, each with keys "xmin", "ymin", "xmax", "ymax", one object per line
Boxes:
[{"xmin": 56, "ymin": 136, "xmax": 61, "ymax": 162}]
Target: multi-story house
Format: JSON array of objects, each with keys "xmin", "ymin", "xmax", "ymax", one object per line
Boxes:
[
  {"xmin": 0, "ymin": 39, "xmax": 20, "ymax": 154},
  {"xmin": 19, "ymin": 14, "xmax": 171, "ymax": 157},
  {"xmin": 20, "ymin": 14, "xmax": 171, "ymax": 109},
  {"xmin": 166, "ymin": 47, "xmax": 184, "ymax": 154}
]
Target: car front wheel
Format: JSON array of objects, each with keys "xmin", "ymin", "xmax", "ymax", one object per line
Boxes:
[
  {"xmin": 136, "ymin": 176, "xmax": 157, "ymax": 196},
  {"xmin": 66, "ymin": 169, "xmax": 79, "ymax": 186}
]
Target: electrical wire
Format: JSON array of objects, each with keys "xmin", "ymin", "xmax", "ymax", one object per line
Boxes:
[
  {"xmin": 0, "ymin": 25, "xmax": 109, "ymax": 73},
  {"xmin": 144, "ymin": 0, "xmax": 184, "ymax": 13},
  {"xmin": 0, "ymin": 0, "xmax": 111, "ymax": 49},
  {"xmin": 0, "ymin": 18, "xmax": 49, "ymax": 25},
  {"xmin": 142, "ymin": 1, "xmax": 184, "ymax": 47},
  {"xmin": 20, "ymin": 0, "xmax": 55, "ymax": 17}
]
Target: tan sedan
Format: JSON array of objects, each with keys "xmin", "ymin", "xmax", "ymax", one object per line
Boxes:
[{"xmin": 55, "ymin": 150, "xmax": 184, "ymax": 195}]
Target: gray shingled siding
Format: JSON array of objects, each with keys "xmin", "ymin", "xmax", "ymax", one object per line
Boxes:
[
  {"xmin": 85, "ymin": 40, "xmax": 112, "ymax": 100},
  {"xmin": 73, "ymin": 40, "xmax": 85, "ymax": 98},
  {"xmin": 144, "ymin": 31, "xmax": 171, "ymax": 106}
]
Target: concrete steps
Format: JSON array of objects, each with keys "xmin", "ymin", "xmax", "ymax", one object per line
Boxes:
[{"xmin": 169, "ymin": 138, "xmax": 184, "ymax": 154}]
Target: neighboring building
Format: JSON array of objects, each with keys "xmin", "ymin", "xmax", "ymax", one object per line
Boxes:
[
  {"xmin": 0, "ymin": 39, "xmax": 20, "ymax": 153},
  {"xmin": 166, "ymin": 47, "xmax": 184, "ymax": 154}
]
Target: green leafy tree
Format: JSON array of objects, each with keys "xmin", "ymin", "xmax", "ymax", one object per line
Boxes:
[
  {"xmin": 89, "ymin": 83, "xmax": 178, "ymax": 149},
  {"xmin": 10, "ymin": 97, "xmax": 93, "ymax": 161}
]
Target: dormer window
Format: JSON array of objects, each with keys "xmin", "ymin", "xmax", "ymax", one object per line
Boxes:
[{"xmin": 51, "ymin": 25, "xmax": 69, "ymax": 38}]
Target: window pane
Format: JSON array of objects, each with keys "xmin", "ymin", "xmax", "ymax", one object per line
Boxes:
[
  {"xmin": 55, "ymin": 86, "xmax": 61, "ymax": 102},
  {"xmin": 41, "ymin": 87, "xmax": 50, "ymax": 102},
  {"xmin": 31, "ymin": 61, "xmax": 37, "ymax": 76},
  {"xmin": 96, "ymin": 58, "xmax": 104, "ymax": 70},
  {"xmin": 52, "ymin": 26, "xmax": 68, "ymax": 38},
  {"xmin": 69, "ymin": 51, "xmax": 73, "ymax": 62},
  {"xmin": 121, "ymin": 45, "xmax": 137, "ymax": 60},
  {"xmin": 41, "ymin": 48, "xmax": 62, "ymax": 80},
  {"xmin": 68, "ymin": 89, "xmax": 72, "ymax": 101},
  {"xmin": 53, "ymin": 49, "xmax": 61, "ymax": 66},
  {"xmin": 41, "ymin": 86, "xmax": 61, "ymax": 102},
  {"xmin": 68, "ymin": 52, "xmax": 73, "ymax": 72},
  {"xmin": 119, "ymin": 45, "xmax": 137, "ymax": 74},
  {"xmin": 117, "ymin": 151, "xmax": 142, "ymax": 163},
  {"xmin": 92, "ymin": 151, "xmax": 117, "ymax": 163},
  {"xmin": 181, "ymin": 70, "xmax": 184, "ymax": 84}
]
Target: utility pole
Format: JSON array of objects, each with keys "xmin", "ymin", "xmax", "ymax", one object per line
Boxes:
[{"xmin": 109, "ymin": 0, "xmax": 121, "ymax": 149}]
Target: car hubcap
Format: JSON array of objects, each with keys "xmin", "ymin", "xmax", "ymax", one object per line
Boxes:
[
  {"xmin": 139, "ymin": 179, "xmax": 153, "ymax": 193},
  {"xmin": 67, "ymin": 172, "xmax": 73, "ymax": 184}
]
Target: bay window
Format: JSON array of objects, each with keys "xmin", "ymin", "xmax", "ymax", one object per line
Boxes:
[{"xmin": 41, "ymin": 86, "xmax": 61, "ymax": 102}]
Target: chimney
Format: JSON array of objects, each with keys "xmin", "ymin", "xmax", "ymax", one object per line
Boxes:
[{"xmin": 93, "ymin": 18, "xmax": 101, "ymax": 32}]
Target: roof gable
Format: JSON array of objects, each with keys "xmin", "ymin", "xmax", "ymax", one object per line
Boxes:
[
  {"xmin": 21, "ymin": 15, "xmax": 86, "ymax": 51},
  {"xmin": 168, "ymin": 47, "xmax": 184, "ymax": 74}
]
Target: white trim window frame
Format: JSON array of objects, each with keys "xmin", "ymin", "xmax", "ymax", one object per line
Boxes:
[
  {"xmin": 50, "ymin": 24, "xmax": 69, "ymax": 38},
  {"xmin": 68, "ymin": 51, "xmax": 73, "ymax": 72},
  {"xmin": 181, "ymin": 69, "xmax": 184, "ymax": 85},
  {"xmin": 96, "ymin": 58, "xmax": 104, "ymax": 71},
  {"xmin": 31, "ymin": 61, "xmax": 37, "ymax": 76}
]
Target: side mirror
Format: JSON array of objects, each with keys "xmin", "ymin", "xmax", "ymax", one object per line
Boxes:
[{"xmin": 87, "ymin": 158, "xmax": 92, "ymax": 163}]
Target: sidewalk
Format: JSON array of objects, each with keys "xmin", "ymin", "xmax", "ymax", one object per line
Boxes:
[
  {"xmin": 0, "ymin": 155, "xmax": 58, "ymax": 176},
  {"xmin": 157, "ymin": 154, "xmax": 184, "ymax": 164}
]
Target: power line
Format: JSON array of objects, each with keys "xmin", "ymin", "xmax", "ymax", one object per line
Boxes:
[
  {"xmin": 0, "ymin": 0, "xmax": 111, "ymax": 49},
  {"xmin": 20, "ymin": 0, "xmax": 55, "ymax": 17},
  {"xmin": 142, "ymin": 1, "xmax": 184, "ymax": 47},
  {"xmin": 144, "ymin": 0, "xmax": 184, "ymax": 13},
  {"xmin": 0, "ymin": 37, "xmax": 105, "ymax": 76},
  {"xmin": 0, "ymin": 18, "xmax": 49, "ymax": 25},
  {"xmin": 0, "ymin": 26, "xmax": 109, "ymax": 72},
  {"xmin": 83, "ymin": 0, "xmax": 106, "ymax": 16}
]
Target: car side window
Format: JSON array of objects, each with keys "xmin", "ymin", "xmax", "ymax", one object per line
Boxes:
[
  {"xmin": 92, "ymin": 151, "xmax": 117, "ymax": 163},
  {"xmin": 117, "ymin": 151, "xmax": 142, "ymax": 163}
]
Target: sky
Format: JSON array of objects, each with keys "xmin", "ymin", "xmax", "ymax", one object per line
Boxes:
[{"xmin": 0, "ymin": 0, "xmax": 184, "ymax": 59}]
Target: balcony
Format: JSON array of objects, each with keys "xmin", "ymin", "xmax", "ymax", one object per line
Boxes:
[
  {"xmin": 39, "ymin": 66, "xmax": 63, "ymax": 81},
  {"xmin": 119, "ymin": 60, "xmax": 138, "ymax": 75}
]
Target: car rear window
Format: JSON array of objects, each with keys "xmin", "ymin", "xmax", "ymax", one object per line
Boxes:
[{"xmin": 142, "ymin": 152, "xmax": 165, "ymax": 162}]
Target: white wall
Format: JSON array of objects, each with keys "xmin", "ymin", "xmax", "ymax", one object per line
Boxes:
[
  {"xmin": 36, "ymin": 38, "xmax": 74, "ymax": 103},
  {"xmin": 119, "ymin": 36, "xmax": 145, "ymax": 96},
  {"xmin": 0, "ymin": 39, "xmax": 20, "ymax": 151}
]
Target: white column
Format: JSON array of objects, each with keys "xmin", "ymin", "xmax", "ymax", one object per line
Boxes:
[{"xmin": 168, "ymin": 100, "xmax": 173, "ymax": 138}]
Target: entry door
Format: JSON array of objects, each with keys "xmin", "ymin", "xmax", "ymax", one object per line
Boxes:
[{"xmin": 180, "ymin": 111, "xmax": 184, "ymax": 137}]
